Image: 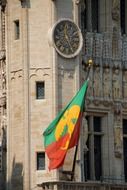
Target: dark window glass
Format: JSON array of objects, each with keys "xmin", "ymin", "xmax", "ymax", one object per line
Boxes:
[
  {"xmin": 83, "ymin": 116, "xmax": 102, "ymax": 181},
  {"xmin": 123, "ymin": 138, "xmax": 127, "ymax": 182},
  {"xmin": 81, "ymin": 10, "xmax": 85, "ymax": 32},
  {"xmin": 120, "ymin": 0, "xmax": 125, "ymax": 35},
  {"xmin": 91, "ymin": 0, "xmax": 98, "ymax": 32},
  {"xmin": 94, "ymin": 135, "xmax": 102, "ymax": 180},
  {"xmin": 81, "ymin": 0, "xmax": 99, "ymax": 32},
  {"xmin": 81, "ymin": 0, "xmax": 87, "ymax": 32},
  {"xmin": 0, "ymin": 147, "xmax": 2, "ymax": 171},
  {"xmin": 14, "ymin": 20, "xmax": 20, "ymax": 40},
  {"xmin": 37, "ymin": 152, "xmax": 45, "ymax": 170},
  {"xmin": 123, "ymin": 119, "xmax": 127, "ymax": 134},
  {"xmin": 36, "ymin": 82, "xmax": 45, "ymax": 99},
  {"xmin": 94, "ymin": 117, "xmax": 101, "ymax": 132}
]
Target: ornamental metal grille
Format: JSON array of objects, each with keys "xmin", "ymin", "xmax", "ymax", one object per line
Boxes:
[{"xmin": 36, "ymin": 81, "xmax": 45, "ymax": 99}]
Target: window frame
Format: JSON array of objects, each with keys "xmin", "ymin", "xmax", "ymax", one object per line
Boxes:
[{"xmin": 84, "ymin": 115, "xmax": 104, "ymax": 181}]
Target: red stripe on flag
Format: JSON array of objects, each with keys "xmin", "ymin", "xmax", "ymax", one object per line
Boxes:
[{"xmin": 45, "ymin": 112, "xmax": 82, "ymax": 170}]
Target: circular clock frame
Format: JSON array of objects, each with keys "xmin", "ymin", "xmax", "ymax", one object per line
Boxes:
[{"xmin": 52, "ymin": 19, "xmax": 83, "ymax": 59}]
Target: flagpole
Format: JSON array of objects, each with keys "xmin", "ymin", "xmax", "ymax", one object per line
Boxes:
[
  {"xmin": 70, "ymin": 59, "xmax": 93, "ymax": 181},
  {"xmin": 85, "ymin": 59, "xmax": 93, "ymax": 80}
]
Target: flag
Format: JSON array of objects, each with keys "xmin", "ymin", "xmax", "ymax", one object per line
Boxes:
[{"xmin": 43, "ymin": 79, "xmax": 88, "ymax": 170}]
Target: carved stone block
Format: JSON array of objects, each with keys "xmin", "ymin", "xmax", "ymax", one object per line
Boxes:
[
  {"xmin": 112, "ymin": 69, "xmax": 121, "ymax": 99},
  {"xmin": 0, "ymin": 95, "xmax": 6, "ymax": 107},
  {"xmin": 93, "ymin": 67, "xmax": 101, "ymax": 97},
  {"xmin": 103, "ymin": 68, "xmax": 111, "ymax": 99},
  {"xmin": 123, "ymin": 70, "xmax": 127, "ymax": 99},
  {"xmin": 114, "ymin": 103, "xmax": 122, "ymax": 158},
  {"xmin": 0, "ymin": 50, "xmax": 5, "ymax": 60}
]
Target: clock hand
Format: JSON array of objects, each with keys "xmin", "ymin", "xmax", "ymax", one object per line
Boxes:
[
  {"xmin": 64, "ymin": 23, "xmax": 74, "ymax": 53},
  {"xmin": 64, "ymin": 24, "xmax": 68, "ymax": 37},
  {"xmin": 65, "ymin": 35, "xmax": 74, "ymax": 53}
]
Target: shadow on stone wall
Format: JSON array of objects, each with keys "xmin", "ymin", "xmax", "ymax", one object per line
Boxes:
[
  {"xmin": 0, "ymin": 172, "xmax": 5, "ymax": 190},
  {"xmin": 7, "ymin": 157, "xmax": 23, "ymax": 190},
  {"xmin": 0, "ymin": 126, "xmax": 7, "ymax": 190}
]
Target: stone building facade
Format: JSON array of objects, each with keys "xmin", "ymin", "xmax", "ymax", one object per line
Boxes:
[{"xmin": 0, "ymin": 0, "xmax": 127, "ymax": 190}]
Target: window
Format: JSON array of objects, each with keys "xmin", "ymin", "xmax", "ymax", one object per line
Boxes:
[
  {"xmin": 81, "ymin": 0, "xmax": 99, "ymax": 33},
  {"xmin": 0, "ymin": 145, "xmax": 2, "ymax": 171},
  {"xmin": 91, "ymin": 0, "xmax": 98, "ymax": 32},
  {"xmin": 14, "ymin": 20, "xmax": 20, "ymax": 40},
  {"xmin": 81, "ymin": 0, "xmax": 87, "ymax": 32},
  {"xmin": 36, "ymin": 81, "xmax": 45, "ymax": 99},
  {"xmin": 123, "ymin": 119, "xmax": 127, "ymax": 182},
  {"xmin": 84, "ymin": 116, "xmax": 103, "ymax": 181},
  {"xmin": 94, "ymin": 117, "xmax": 101, "ymax": 132},
  {"xmin": 120, "ymin": 0, "xmax": 126, "ymax": 35},
  {"xmin": 37, "ymin": 152, "xmax": 45, "ymax": 170}
]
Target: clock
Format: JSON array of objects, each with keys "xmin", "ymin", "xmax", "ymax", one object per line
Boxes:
[{"xmin": 52, "ymin": 19, "xmax": 83, "ymax": 58}]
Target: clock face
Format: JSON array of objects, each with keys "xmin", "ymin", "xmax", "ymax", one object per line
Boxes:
[{"xmin": 52, "ymin": 19, "xmax": 83, "ymax": 58}]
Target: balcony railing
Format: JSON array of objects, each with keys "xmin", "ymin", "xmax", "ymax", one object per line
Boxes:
[{"xmin": 39, "ymin": 181, "xmax": 127, "ymax": 190}]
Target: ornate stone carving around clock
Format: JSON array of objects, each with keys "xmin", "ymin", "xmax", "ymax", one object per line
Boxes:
[{"xmin": 51, "ymin": 19, "xmax": 83, "ymax": 58}]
